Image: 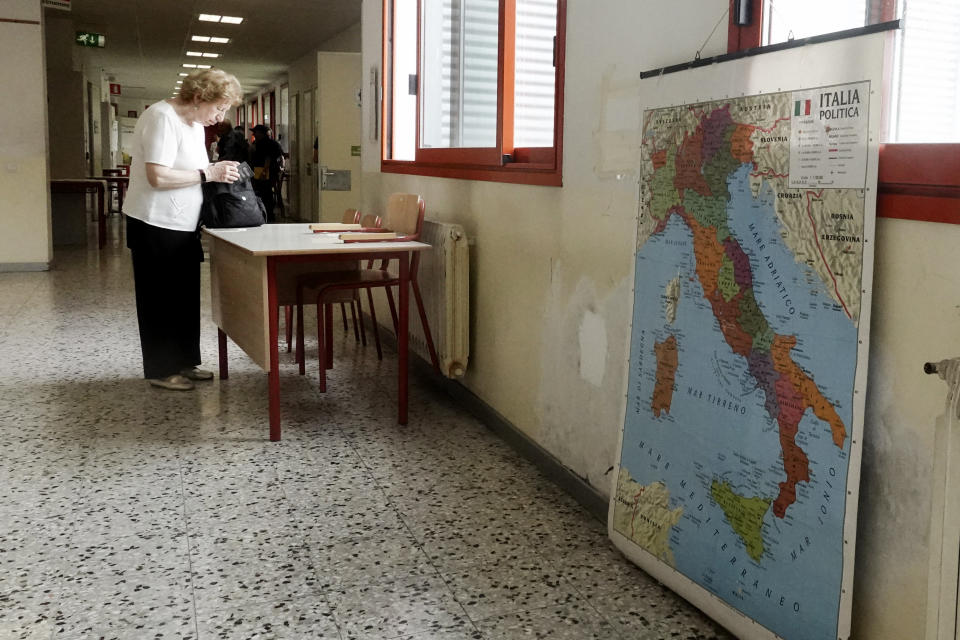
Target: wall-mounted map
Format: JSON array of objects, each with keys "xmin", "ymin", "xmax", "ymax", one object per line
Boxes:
[{"xmin": 610, "ymin": 59, "xmax": 880, "ymax": 640}]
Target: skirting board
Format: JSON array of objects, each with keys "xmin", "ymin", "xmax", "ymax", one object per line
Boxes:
[
  {"xmin": 0, "ymin": 262, "xmax": 49, "ymax": 272},
  {"xmin": 377, "ymin": 323, "xmax": 608, "ymax": 522}
]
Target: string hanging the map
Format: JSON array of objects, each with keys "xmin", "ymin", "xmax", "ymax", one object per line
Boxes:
[{"xmin": 694, "ymin": 6, "xmax": 731, "ymax": 61}]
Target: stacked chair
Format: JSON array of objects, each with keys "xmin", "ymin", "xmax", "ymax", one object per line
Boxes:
[{"xmin": 295, "ymin": 193, "xmax": 432, "ymax": 391}]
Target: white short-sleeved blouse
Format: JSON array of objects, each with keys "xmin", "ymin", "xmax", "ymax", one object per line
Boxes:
[{"xmin": 122, "ymin": 100, "xmax": 208, "ymax": 232}]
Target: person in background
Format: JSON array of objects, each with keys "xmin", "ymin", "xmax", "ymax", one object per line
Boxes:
[
  {"xmin": 122, "ymin": 68, "xmax": 242, "ymax": 391},
  {"xmin": 208, "ymin": 120, "xmax": 232, "ymax": 160},
  {"xmin": 249, "ymin": 124, "xmax": 283, "ymax": 222},
  {"xmin": 216, "ymin": 123, "xmax": 250, "ymax": 163}
]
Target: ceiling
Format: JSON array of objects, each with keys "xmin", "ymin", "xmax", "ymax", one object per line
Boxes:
[{"xmin": 45, "ymin": 0, "xmax": 361, "ymax": 103}]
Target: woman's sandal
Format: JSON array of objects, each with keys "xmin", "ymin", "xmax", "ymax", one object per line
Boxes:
[
  {"xmin": 180, "ymin": 367, "xmax": 214, "ymax": 381},
  {"xmin": 149, "ymin": 374, "xmax": 195, "ymax": 391}
]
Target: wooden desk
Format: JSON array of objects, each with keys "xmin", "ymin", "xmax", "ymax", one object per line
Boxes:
[
  {"xmin": 204, "ymin": 224, "xmax": 430, "ymax": 441},
  {"xmin": 49, "ymin": 179, "xmax": 107, "ymax": 248},
  {"xmin": 90, "ymin": 175, "xmax": 129, "ymax": 213}
]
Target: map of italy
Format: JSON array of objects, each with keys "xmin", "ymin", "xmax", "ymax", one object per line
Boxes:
[
  {"xmin": 614, "ymin": 84, "xmax": 869, "ymax": 640},
  {"xmin": 649, "ymin": 103, "xmax": 847, "ymax": 518}
]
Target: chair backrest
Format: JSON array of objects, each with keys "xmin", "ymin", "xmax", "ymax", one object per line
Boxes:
[
  {"xmin": 359, "ymin": 213, "xmax": 381, "ymax": 228},
  {"xmin": 383, "ymin": 193, "xmax": 424, "ymax": 240},
  {"xmin": 341, "ymin": 208, "xmax": 360, "ymax": 224}
]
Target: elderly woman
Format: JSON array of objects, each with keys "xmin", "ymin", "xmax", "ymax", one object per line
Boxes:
[{"xmin": 123, "ymin": 68, "xmax": 242, "ymax": 391}]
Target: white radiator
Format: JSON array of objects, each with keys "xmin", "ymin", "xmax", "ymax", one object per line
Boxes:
[{"xmin": 388, "ymin": 219, "xmax": 470, "ymax": 378}]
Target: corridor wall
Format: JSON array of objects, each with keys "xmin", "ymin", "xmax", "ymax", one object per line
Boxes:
[
  {"xmin": 0, "ymin": 0, "xmax": 52, "ymax": 270},
  {"xmin": 359, "ymin": 1, "xmax": 960, "ymax": 639}
]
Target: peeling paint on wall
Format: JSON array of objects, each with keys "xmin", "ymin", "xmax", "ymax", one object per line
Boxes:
[
  {"xmin": 853, "ymin": 348, "xmax": 934, "ymax": 639},
  {"xmin": 579, "ymin": 310, "xmax": 607, "ymax": 387},
  {"xmin": 595, "ymin": 66, "xmax": 641, "ymax": 178},
  {"xmin": 538, "ymin": 269, "xmax": 632, "ymax": 496}
]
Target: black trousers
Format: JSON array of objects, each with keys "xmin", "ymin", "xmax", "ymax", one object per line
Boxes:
[
  {"xmin": 126, "ymin": 216, "xmax": 202, "ymax": 379},
  {"xmin": 252, "ymin": 179, "xmax": 275, "ymax": 222}
]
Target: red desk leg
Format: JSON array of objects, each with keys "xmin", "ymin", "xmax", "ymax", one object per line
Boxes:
[
  {"xmin": 267, "ymin": 257, "xmax": 282, "ymax": 441},
  {"xmin": 96, "ymin": 185, "xmax": 106, "ymax": 249},
  {"xmin": 324, "ymin": 303, "xmax": 334, "ymax": 369},
  {"xmin": 218, "ymin": 328, "xmax": 229, "ymax": 379},
  {"xmin": 398, "ymin": 252, "xmax": 409, "ymax": 425}
]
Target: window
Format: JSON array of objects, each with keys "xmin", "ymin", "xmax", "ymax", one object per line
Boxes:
[
  {"xmin": 762, "ymin": 0, "xmax": 879, "ymax": 45},
  {"xmin": 888, "ymin": 0, "xmax": 960, "ymax": 142},
  {"xmin": 728, "ymin": 0, "xmax": 960, "ymax": 224},
  {"xmin": 730, "ymin": 0, "xmax": 959, "ymax": 144},
  {"xmin": 383, "ymin": 0, "xmax": 566, "ymax": 186}
]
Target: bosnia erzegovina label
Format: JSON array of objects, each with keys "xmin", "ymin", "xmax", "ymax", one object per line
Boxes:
[{"xmin": 614, "ymin": 82, "xmax": 868, "ymax": 640}]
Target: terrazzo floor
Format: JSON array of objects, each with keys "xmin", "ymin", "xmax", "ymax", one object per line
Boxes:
[{"xmin": 0, "ymin": 218, "xmax": 733, "ymax": 639}]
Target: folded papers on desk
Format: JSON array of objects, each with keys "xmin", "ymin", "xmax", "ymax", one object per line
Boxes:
[
  {"xmin": 310, "ymin": 222, "xmax": 362, "ymax": 231},
  {"xmin": 339, "ymin": 231, "xmax": 398, "ymax": 242}
]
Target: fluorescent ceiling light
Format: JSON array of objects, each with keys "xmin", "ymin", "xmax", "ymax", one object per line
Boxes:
[
  {"xmin": 192, "ymin": 35, "xmax": 231, "ymax": 44},
  {"xmin": 176, "ymin": 80, "xmax": 183, "ymax": 84},
  {"xmin": 178, "ymin": 72, "xmax": 188, "ymax": 77},
  {"xmin": 198, "ymin": 14, "xmax": 242, "ymax": 24},
  {"xmin": 182, "ymin": 63, "xmax": 197, "ymax": 68},
  {"xmin": 197, "ymin": 64, "xmax": 212, "ymax": 69},
  {"xmin": 202, "ymin": 53, "xmax": 219, "ymax": 58},
  {"xmin": 186, "ymin": 51, "xmax": 203, "ymax": 57}
]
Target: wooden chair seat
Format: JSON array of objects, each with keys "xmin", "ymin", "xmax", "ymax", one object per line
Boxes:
[{"xmin": 295, "ymin": 194, "xmax": 436, "ymax": 391}]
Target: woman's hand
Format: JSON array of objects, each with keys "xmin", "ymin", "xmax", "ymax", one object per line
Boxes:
[
  {"xmin": 144, "ymin": 161, "xmax": 241, "ymax": 189},
  {"xmin": 206, "ymin": 161, "xmax": 240, "ymax": 183}
]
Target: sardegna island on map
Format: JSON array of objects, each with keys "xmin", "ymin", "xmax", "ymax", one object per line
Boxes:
[{"xmin": 613, "ymin": 82, "xmax": 870, "ymax": 640}]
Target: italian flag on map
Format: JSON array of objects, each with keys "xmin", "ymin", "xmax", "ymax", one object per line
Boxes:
[{"xmin": 794, "ymin": 99, "xmax": 811, "ymax": 116}]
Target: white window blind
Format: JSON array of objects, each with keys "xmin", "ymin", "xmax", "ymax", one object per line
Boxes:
[
  {"xmin": 514, "ymin": 0, "xmax": 557, "ymax": 148},
  {"xmin": 764, "ymin": 0, "xmax": 959, "ymax": 142},
  {"xmin": 421, "ymin": 0, "xmax": 499, "ymax": 149},
  {"xmin": 764, "ymin": 0, "xmax": 867, "ymax": 45},
  {"xmin": 391, "ymin": 0, "xmax": 417, "ymax": 160},
  {"xmin": 891, "ymin": 0, "xmax": 960, "ymax": 142}
]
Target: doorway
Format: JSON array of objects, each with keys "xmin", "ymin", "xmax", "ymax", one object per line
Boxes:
[{"xmin": 315, "ymin": 52, "xmax": 362, "ymax": 223}]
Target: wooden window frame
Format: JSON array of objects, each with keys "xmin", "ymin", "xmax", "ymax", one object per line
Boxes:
[
  {"xmin": 381, "ymin": 0, "xmax": 566, "ymax": 187},
  {"xmin": 728, "ymin": 0, "xmax": 960, "ymax": 224}
]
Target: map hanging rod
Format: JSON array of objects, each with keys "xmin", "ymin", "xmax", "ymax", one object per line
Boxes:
[{"xmin": 640, "ymin": 20, "xmax": 900, "ymax": 80}]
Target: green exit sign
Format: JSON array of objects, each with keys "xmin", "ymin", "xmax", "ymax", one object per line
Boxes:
[{"xmin": 76, "ymin": 32, "xmax": 105, "ymax": 48}]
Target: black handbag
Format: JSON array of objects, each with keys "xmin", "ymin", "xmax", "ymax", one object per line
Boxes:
[{"xmin": 200, "ymin": 162, "xmax": 267, "ymax": 228}]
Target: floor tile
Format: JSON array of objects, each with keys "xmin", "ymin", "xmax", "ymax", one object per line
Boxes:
[
  {"xmin": 309, "ymin": 531, "xmax": 435, "ymax": 591},
  {"xmin": 195, "ymin": 597, "xmax": 341, "ymax": 639},
  {"xmin": 328, "ymin": 574, "xmax": 472, "ymax": 640},
  {"xmin": 396, "ymin": 630, "xmax": 484, "ymax": 640},
  {"xmin": 0, "ymin": 240, "xmax": 740, "ymax": 640},
  {"xmin": 0, "ymin": 515, "xmax": 74, "ymax": 596},
  {"xmin": 584, "ymin": 582, "xmax": 734, "ymax": 640},
  {"xmin": 474, "ymin": 600, "xmax": 620, "ymax": 639},
  {"xmin": 59, "ymin": 537, "xmax": 194, "ymax": 623},
  {"xmin": 440, "ymin": 555, "xmax": 580, "ymax": 621},
  {"xmin": 189, "ymin": 531, "xmax": 320, "ymax": 609},
  {"xmin": 0, "ymin": 585, "xmax": 64, "ymax": 640},
  {"xmin": 54, "ymin": 583, "xmax": 196, "ymax": 640}
]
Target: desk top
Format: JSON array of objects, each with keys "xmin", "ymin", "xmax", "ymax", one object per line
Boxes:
[
  {"xmin": 50, "ymin": 178, "xmax": 107, "ymax": 186},
  {"xmin": 204, "ymin": 223, "xmax": 429, "ymax": 256}
]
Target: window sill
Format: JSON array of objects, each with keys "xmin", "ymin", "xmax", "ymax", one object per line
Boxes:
[{"xmin": 381, "ymin": 160, "xmax": 562, "ymax": 187}]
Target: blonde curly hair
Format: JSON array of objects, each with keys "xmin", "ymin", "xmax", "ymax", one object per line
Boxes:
[{"xmin": 178, "ymin": 69, "xmax": 242, "ymax": 106}]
